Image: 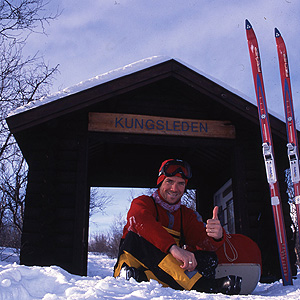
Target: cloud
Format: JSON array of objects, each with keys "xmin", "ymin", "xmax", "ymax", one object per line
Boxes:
[{"xmin": 23, "ymin": 0, "xmax": 300, "ymax": 119}]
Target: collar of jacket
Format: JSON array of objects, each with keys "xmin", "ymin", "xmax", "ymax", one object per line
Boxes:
[{"xmin": 152, "ymin": 189, "xmax": 181, "ymax": 213}]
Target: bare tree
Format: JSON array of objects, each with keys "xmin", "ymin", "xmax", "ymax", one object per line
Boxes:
[
  {"xmin": 285, "ymin": 169, "xmax": 300, "ymax": 266},
  {"xmin": 0, "ymin": 0, "xmax": 59, "ymax": 247},
  {"xmin": 89, "ymin": 188, "xmax": 113, "ymax": 218},
  {"xmin": 88, "ymin": 233, "xmax": 111, "ymax": 254},
  {"xmin": 88, "ymin": 213, "xmax": 126, "ymax": 258},
  {"xmin": 108, "ymin": 213, "xmax": 126, "ymax": 257},
  {"xmin": 182, "ymin": 189, "xmax": 196, "ymax": 210}
]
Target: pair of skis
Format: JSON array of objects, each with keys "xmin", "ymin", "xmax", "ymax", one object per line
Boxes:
[{"xmin": 245, "ymin": 19, "xmax": 297, "ymax": 286}]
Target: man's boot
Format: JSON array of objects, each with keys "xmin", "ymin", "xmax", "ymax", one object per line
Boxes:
[{"xmin": 193, "ymin": 275, "xmax": 242, "ymax": 295}]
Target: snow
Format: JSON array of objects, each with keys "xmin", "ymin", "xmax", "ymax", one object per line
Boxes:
[
  {"xmin": 9, "ymin": 55, "xmax": 251, "ymax": 118},
  {"xmin": 0, "ymin": 248, "xmax": 299, "ymax": 300},
  {"xmin": 8, "ymin": 56, "xmax": 170, "ymax": 117}
]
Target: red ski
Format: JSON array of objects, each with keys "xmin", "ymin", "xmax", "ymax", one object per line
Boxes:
[
  {"xmin": 245, "ymin": 19, "xmax": 293, "ymax": 286},
  {"xmin": 275, "ymin": 27, "xmax": 300, "ymax": 234}
]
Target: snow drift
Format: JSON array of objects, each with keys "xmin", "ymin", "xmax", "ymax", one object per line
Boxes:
[{"xmin": 0, "ymin": 249, "xmax": 299, "ymax": 299}]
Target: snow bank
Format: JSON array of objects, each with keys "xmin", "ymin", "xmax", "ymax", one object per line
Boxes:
[{"xmin": 0, "ymin": 249, "xmax": 299, "ymax": 300}]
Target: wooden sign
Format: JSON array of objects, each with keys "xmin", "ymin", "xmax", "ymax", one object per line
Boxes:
[{"xmin": 88, "ymin": 113, "xmax": 235, "ymax": 139}]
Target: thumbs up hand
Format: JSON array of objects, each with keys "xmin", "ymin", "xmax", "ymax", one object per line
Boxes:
[
  {"xmin": 206, "ymin": 206, "xmax": 223, "ymax": 240},
  {"xmin": 212, "ymin": 206, "xmax": 219, "ymax": 220}
]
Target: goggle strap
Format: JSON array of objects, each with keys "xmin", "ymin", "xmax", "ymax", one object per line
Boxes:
[{"xmin": 159, "ymin": 161, "xmax": 192, "ymax": 179}]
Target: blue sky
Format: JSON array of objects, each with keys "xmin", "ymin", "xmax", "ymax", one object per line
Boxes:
[
  {"xmin": 24, "ymin": 0, "xmax": 300, "ymax": 233},
  {"xmin": 89, "ymin": 188, "xmax": 144, "ymax": 235},
  {"xmin": 26, "ymin": 0, "xmax": 300, "ymax": 118}
]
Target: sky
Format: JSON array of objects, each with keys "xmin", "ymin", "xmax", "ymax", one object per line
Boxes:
[
  {"xmin": 89, "ymin": 187, "xmax": 145, "ymax": 236},
  {"xmin": 23, "ymin": 0, "xmax": 300, "ymax": 233},
  {"xmin": 26, "ymin": 0, "xmax": 300, "ymax": 119}
]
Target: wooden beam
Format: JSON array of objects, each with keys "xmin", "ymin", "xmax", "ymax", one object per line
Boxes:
[{"xmin": 88, "ymin": 113, "xmax": 235, "ymax": 139}]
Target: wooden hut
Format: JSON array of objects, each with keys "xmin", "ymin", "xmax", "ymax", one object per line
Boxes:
[{"xmin": 6, "ymin": 57, "xmax": 296, "ymax": 280}]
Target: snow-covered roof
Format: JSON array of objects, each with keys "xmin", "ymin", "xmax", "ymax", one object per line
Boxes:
[
  {"xmin": 9, "ymin": 56, "xmax": 171, "ymax": 117},
  {"xmin": 9, "ymin": 55, "xmax": 285, "ymax": 125},
  {"xmin": 9, "ymin": 56, "xmax": 248, "ymax": 114}
]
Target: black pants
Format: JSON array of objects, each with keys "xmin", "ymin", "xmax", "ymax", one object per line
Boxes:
[{"xmin": 114, "ymin": 232, "xmax": 218, "ymax": 290}]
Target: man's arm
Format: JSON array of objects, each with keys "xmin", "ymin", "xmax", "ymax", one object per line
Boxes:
[
  {"xmin": 125, "ymin": 196, "xmax": 177, "ymax": 253},
  {"xmin": 169, "ymin": 244, "xmax": 197, "ymax": 271}
]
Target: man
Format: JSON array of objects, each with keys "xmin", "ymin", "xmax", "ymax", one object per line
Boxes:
[{"xmin": 114, "ymin": 159, "xmax": 242, "ymax": 294}]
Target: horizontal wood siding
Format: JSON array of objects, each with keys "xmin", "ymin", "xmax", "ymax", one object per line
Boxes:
[
  {"xmin": 20, "ymin": 113, "xmax": 89, "ymax": 275},
  {"xmin": 234, "ymin": 123, "xmax": 297, "ymax": 279}
]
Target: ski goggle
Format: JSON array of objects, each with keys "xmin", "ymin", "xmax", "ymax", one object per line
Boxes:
[{"xmin": 158, "ymin": 159, "xmax": 192, "ymax": 179}]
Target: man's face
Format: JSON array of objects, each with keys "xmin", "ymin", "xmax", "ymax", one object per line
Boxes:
[{"xmin": 159, "ymin": 176, "xmax": 186, "ymax": 204}]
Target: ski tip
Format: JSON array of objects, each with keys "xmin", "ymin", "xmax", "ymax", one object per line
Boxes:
[
  {"xmin": 245, "ymin": 19, "xmax": 252, "ymax": 30},
  {"xmin": 275, "ymin": 28, "xmax": 281, "ymax": 38}
]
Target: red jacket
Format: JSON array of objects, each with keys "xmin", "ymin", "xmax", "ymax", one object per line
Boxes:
[{"xmin": 122, "ymin": 194, "xmax": 226, "ymax": 254}]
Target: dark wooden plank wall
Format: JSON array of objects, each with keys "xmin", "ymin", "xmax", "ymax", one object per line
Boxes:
[
  {"xmin": 233, "ymin": 121, "xmax": 296, "ymax": 280},
  {"xmin": 19, "ymin": 113, "xmax": 89, "ymax": 275}
]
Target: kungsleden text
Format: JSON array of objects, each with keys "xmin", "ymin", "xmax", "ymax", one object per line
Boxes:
[{"xmin": 115, "ymin": 117, "xmax": 208, "ymax": 133}]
